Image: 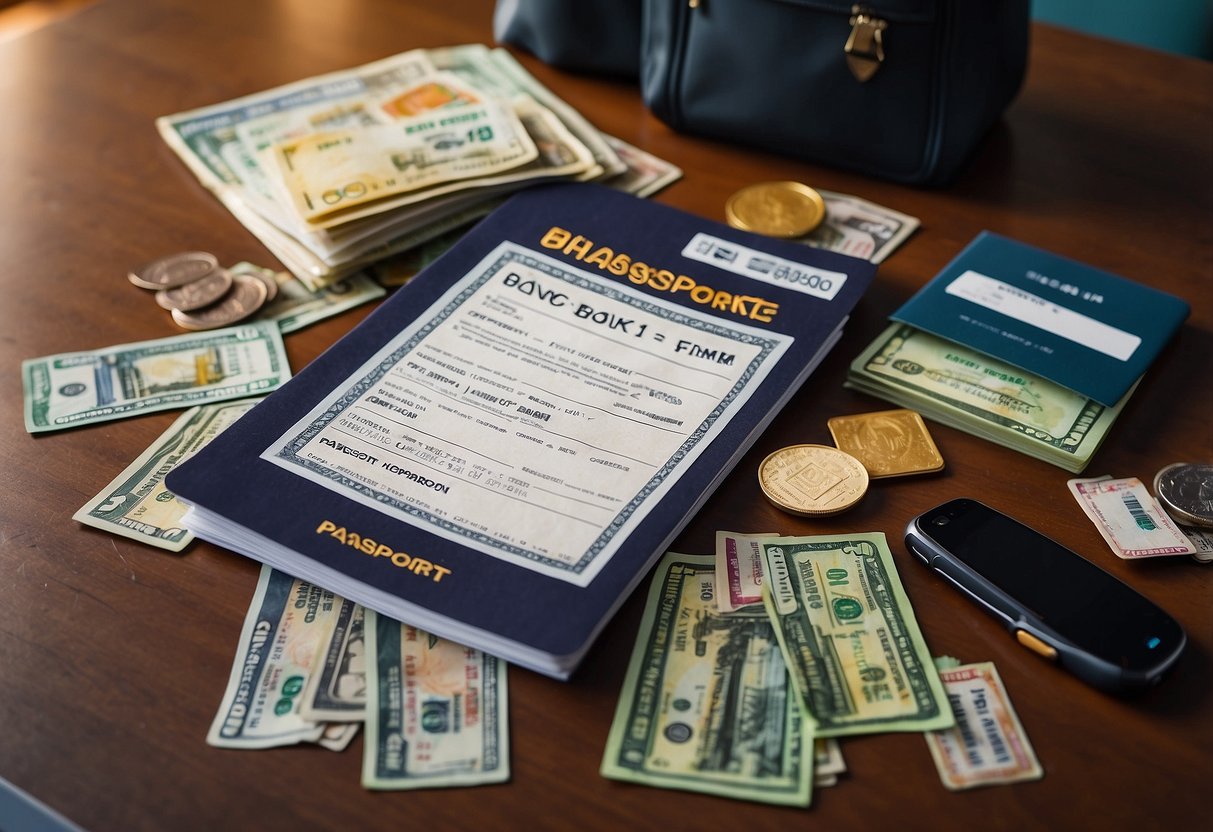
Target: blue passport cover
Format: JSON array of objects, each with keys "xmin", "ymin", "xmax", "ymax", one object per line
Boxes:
[
  {"xmin": 891, "ymin": 232, "xmax": 1189, "ymax": 406},
  {"xmin": 166, "ymin": 183, "xmax": 875, "ymax": 676}
]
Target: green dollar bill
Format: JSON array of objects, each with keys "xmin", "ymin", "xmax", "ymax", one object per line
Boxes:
[
  {"xmin": 300, "ymin": 599, "xmax": 367, "ymax": 722},
  {"xmin": 155, "ymin": 50, "xmax": 435, "ymax": 194},
  {"xmin": 23, "ymin": 321, "xmax": 289, "ymax": 433},
  {"xmin": 362, "ymin": 612, "xmax": 509, "ymax": 790},
  {"xmin": 846, "ymin": 324, "xmax": 1124, "ymax": 471},
  {"xmin": 272, "ymin": 97, "xmax": 539, "ymax": 225},
  {"xmin": 207, "ymin": 565, "xmax": 344, "ymax": 749},
  {"xmin": 227, "ymin": 262, "xmax": 386, "ymax": 333},
  {"xmin": 601, "ymin": 553, "xmax": 812, "ymax": 806},
  {"xmin": 72, "ymin": 399, "xmax": 259, "ymax": 551},
  {"xmin": 761, "ymin": 533, "xmax": 953, "ymax": 737}
]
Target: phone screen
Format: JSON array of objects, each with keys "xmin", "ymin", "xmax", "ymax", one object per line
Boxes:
[{"xmin": 921, "ymin": 499, "xmax": 1183, "ymax": 671}]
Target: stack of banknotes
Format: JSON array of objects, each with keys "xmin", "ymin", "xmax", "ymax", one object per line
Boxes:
[
  {"xmin": 208, "ymin": 564, "xmax": 510, "ymax": 790},
  {"xmin": 157, "ymin": 44, "xmax": 679, "ymax": 291},
  {"xmin": 600, "ymin": 533, "xmax": 1043, "ymax": 804},
  {"xmin": 203, "ymin": 535, "xmax": 1040, "ymax": 800},
  {"xmin": 845, "ymin": 324, "xmax": 1125, "ymax": 472}
]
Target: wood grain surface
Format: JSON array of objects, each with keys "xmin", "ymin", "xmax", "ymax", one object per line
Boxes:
[{"xmin": 0, "ymin": 2, "xmax": 1209, "ymax": 830}]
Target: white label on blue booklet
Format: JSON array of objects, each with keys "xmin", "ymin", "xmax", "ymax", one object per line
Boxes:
[
  {"xmin": 946, "ymin": 271, "xmax": 1141, "ymax": 361},
  {"xmin": 681, "ymin": 233, "xmax": 847, "ymax": 301}
]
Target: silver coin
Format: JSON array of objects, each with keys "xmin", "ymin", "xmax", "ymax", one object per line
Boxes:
[
  {"xmin": 171, "ymin": 273, "xmax": 269, "ymax": 331},
  {"xmin": 129, "ymin": 251, "xmax": 220, "ymax": 290},
  {"xmin": 154, "ymin": 267, "xmax": 234, "ymax": 311},
  {"xmin": 1153, "ymin": 462, "xmax": 1213, "ymax": 529}
]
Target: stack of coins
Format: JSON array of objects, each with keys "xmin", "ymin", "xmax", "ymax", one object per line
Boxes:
[
  {"xmin": 128, "ymin": 251, "xmax": 276, "ymax": 330},
  {"xmin": 725, "ymin": 181, "xmax": 827, "ymax": 238}
]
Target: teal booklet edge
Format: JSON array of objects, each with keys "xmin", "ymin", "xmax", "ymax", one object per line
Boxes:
[{"xmin": 891, "ymin": 231, "xmax": 1189, "ymax": 406}]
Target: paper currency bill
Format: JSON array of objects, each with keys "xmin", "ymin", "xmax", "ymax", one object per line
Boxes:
[
  {"xmin": 155, "ymin": 49, "xmax": 435, "ymax": 196},
  {"xmin": 1180, "ymin": 525, "xmax": 1213, "ymax": 563},
  {"xmin": 847, "ymin": 324, "xmax": 1124, "ymax": 472},
  {"xmin": 804, "ymin": 191, "xmax": 919, "ymax": 264},
  {"xmin": 229, "ymin": 263, "xmax": 385, "ymax": 333},
  {"xmin": 207, "ymin": 565, "xmax": 344, "ymax": 749},
  {"xmin": 156, "ymin": 45, "xmax": 624, "ymax": 291},
  {"xmin": 157, "ymin": 50, "xmax": 487, "ymax": 284},
  {"xmin": 362, "ymin": 612, "xmax": 509, "ymax": 789},
  {"xmin": 602, "ymin": 135, "xmax": 682, "ymax": 198},
  {"xmin": 813, "ymin": 738, "xmax": 846, "ymax": 787},
  {"xmin": 301, "ymin": 599, "xmax": 368, "ymax": 722},
  {"xmin": 361, "ymin": 135, "xmax": 681, "ymax": 287},
  {"xmin": 601, "ymin": 553, "xmax": 812, "ymax": 806},
  {"xmin": 318, "ymin": 723, "xmax": 361, "ymax": 752},
  {"xmin": 284, "ymin": 96, "xmax": 593, "ymax": 231},
  {"xmin": 364, "ymin": 218, "xmax": 486, "ymax": 287},
  {"xmin": 23, "ymin": 322, "xmax": 289, "ymax": 433},
  {"xmin": 232, "ymin": 99, "xmax": 390, "ymax": 237},
  {"xmin": 1068, "ymin": 476, "xmax": 1197, "ymax": 559},
  {"xmin": 73, "ymin": 399, "xmax": 258, "ymax": 551},
  {"xmin": 925, "ymin": 662, "xmax": 1043, "ymax": 790},
  {"xmin": 715, "ymin": 530, "xmax": 778, "ymax": 613},
  {"xmin": 429, "ymin": 44, "xmax": 623, "ymax": 181},
  {"xmin": 272, "ymin": 92, "xmax": 546, "ymax": 224},
  {"xmin": 761, "ymin": 533, "xmax": 953, "ymax": 737}
]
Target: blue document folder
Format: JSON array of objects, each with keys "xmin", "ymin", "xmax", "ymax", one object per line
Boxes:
[
  {"xmin": 892, "ymin": 232, "xmax": 1189, "ymax": 406},
  {"xmin": 167, "ymin": 183, "xmax": 875, "ymax": 679}
]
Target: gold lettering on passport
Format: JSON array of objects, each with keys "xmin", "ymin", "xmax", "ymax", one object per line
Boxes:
[{"xmin": 315, "ymin": 520, "xmax": 451, "ymax": 582}]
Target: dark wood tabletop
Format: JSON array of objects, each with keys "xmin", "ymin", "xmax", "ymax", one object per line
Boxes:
[{"xmin": 1, "ymin": 1, "xmax": 1210, "ymax": 829}]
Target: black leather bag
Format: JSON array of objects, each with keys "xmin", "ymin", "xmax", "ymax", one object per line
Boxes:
[{"xmin": 497, "ymin": 0, "xmax": 1030, "ymax": 186}]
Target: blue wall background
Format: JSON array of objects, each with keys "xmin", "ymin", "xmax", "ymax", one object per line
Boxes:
[{"xmin": 1033, "ymin": 0, "xmax": 1213, "ymax": 59}]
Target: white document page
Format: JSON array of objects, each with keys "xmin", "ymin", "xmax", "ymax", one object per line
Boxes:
[{"xmin": 264, "ymin": 242, "xmax": 792, "ymax": 586}]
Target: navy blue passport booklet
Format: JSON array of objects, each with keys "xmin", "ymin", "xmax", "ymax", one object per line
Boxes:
[{"xmin": 166, "ymin": 183, "xmax": 875, "ymax": 679}]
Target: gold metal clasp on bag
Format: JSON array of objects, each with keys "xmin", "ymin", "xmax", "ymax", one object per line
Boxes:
[{"xmin": 845, "ymin": 5, "xmax": 888, "ymax": 82}]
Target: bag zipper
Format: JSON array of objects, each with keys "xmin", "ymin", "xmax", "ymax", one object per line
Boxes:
[
  {"xmin": 845, "ymin": 5, "xmax": 889, "ymax": 81},
  {"xmin": 680, "ymin": 2, "xmax": 900, "ymax": 87}
]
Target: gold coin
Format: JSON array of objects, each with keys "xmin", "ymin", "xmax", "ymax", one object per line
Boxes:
[
  {"xmin": 171, "ymin": 273, "xmax": 268, "ymax": 330},
  {"xmin": 827, "ymin": 409, "xmax": 945, "ymax": 479},
  {"xmin": 758, "ymin": 444, "xmax": 869, "ymax": 517},
  {"xmin": 725, "ymin": 181, "xmax": 826, "ymax": 238}
]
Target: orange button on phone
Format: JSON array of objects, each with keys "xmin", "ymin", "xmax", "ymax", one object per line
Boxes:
[{"xmin": 1016, "ymin": 629, "xmax": 1058, "ymax": 660}]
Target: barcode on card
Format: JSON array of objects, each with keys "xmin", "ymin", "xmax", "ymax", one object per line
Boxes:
[{"xmin": 1121, "ymin": 491, "xmax": 1157, "ymax": 531}]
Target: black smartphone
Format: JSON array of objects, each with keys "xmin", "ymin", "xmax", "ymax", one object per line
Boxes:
[{"xmin": 905, "ymin": 498, "xmax": 1186, "ymax": 693}]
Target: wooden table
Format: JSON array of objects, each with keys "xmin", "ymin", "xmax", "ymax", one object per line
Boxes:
[{"xmin": 1, "ymin": 2, "xmax": 1209, "ymax": 829}]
